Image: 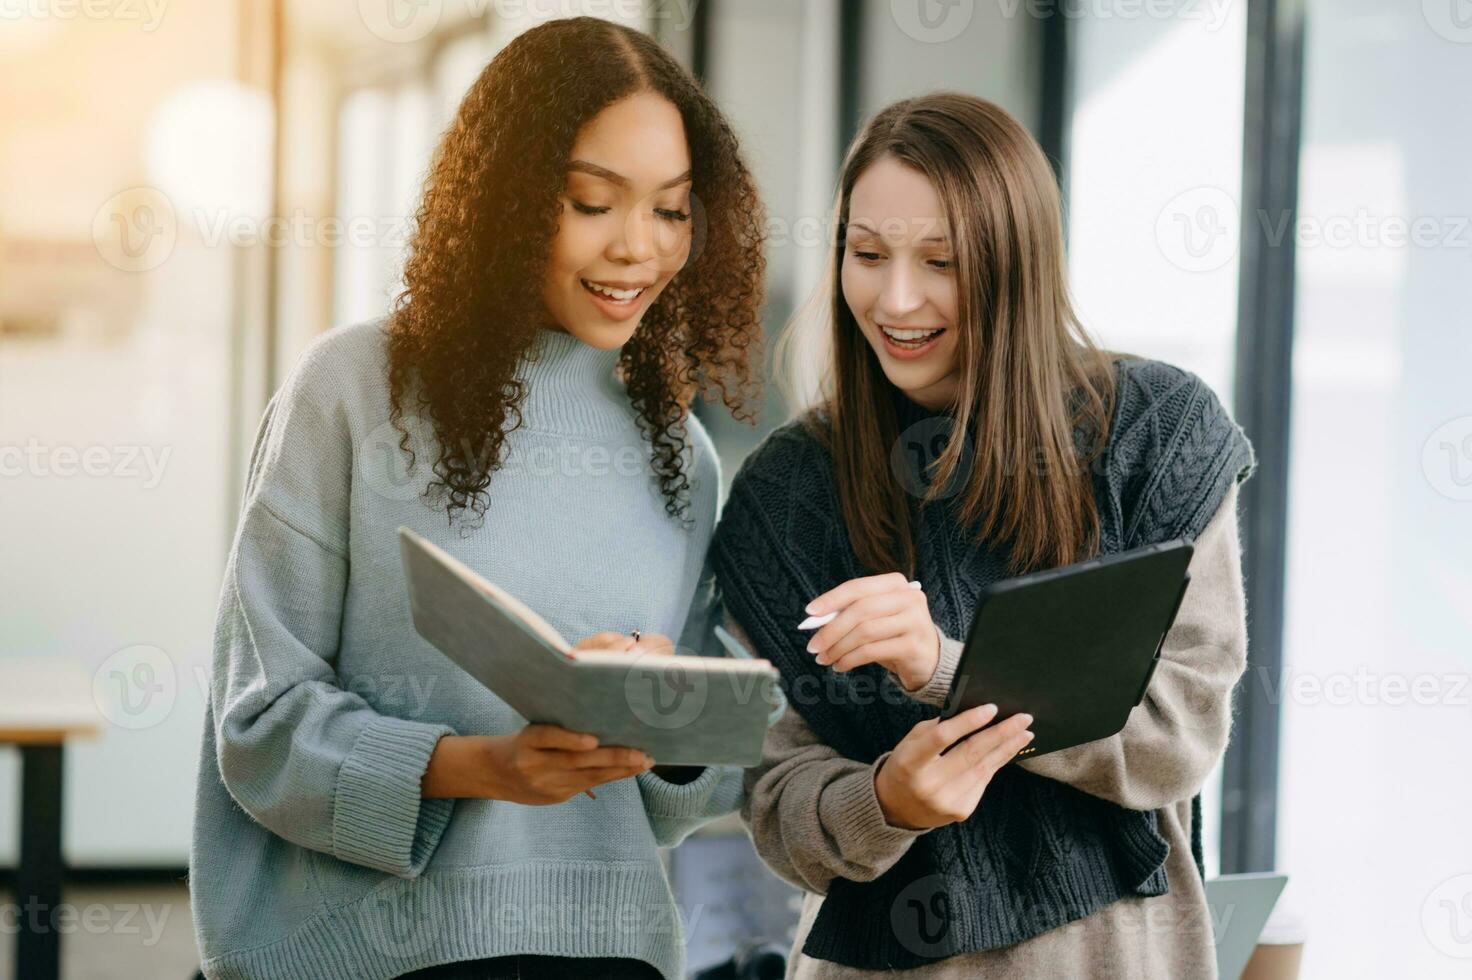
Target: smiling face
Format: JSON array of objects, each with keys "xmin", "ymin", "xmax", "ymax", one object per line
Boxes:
[
  {"xmin": 540, "ymin": 90, "xmax": 694, "ymax": 350},
  {"xmin": 840, "ymin": 155, "xmax": 962, "ymax": 410}
]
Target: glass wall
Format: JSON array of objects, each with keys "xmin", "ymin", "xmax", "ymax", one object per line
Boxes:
[
  {"xmin": 0, "ymin": 0, "xmax": 652, "ymax": 870},
  {"xmin": 1276, "ymin": 1, "xmax": 1472, "ymax": 974},
  {"xmin": 696, "ymin": 0, "xmax": 1042, "ymax": 466},
  {"xmin": 1066, "ymin": 0, "xmax": 1249, "ymax": 877},
  {"xmin": 0, "ymin": 3, "xmax": 253, "ymax": 864},
  {"xmin": 16, "ymin": 3, "xmax": 1469, "ymax": 973}
]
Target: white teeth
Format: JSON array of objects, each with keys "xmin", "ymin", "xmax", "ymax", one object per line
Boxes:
[
  {"xmin": 582, "ymin": 279, "xmax": 645, "ymax": 302},
  {"xmin": 882, "ymin": 326, "xmax": 943, "ymax": 342}
]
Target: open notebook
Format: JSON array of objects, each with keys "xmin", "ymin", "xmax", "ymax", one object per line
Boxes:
[{"xmin": 399, "ymin": 528, "xmax": 781, "ymax": 767}]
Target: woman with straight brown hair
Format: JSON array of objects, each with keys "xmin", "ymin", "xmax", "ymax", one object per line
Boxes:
[{"xmin": 711, "ymin": 92, "xmax": 1256, "ymax": 977}]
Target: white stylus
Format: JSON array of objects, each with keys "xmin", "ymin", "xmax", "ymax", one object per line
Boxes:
[{"xmin": 797, "ymin": 580, "xmax": 923, "ymax": 630}]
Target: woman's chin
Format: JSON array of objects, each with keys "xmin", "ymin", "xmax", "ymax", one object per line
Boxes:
[
  {"xmin": 882, "ymin": 369, "xmax": 958, "ymax": 410},
  {"xmin": 561, "ymin": 319, "xmax": 642, "ymax": 350}
]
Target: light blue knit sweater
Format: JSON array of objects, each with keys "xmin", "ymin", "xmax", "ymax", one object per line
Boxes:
[{"xmin": 190, "ymin": 319, "xmax": 744, "ymax": 980}]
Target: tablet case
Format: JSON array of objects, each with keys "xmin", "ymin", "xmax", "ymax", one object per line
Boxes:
[
  {"xmin": 941, "ymin": 539, "xmax": 1194, "ymax": 760},
  {"xmin": 399, "ymin": 527, "xmax": 782, "ymax": 767}
]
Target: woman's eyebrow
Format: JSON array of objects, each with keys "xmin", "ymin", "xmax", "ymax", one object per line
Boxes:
[
  {"xmin": 847, "ymin": 218, "xmax": 949, "ymax": 244},
  {"xmin": 567, "ymin": 160, "xmax": 693, "ymax": 190}
]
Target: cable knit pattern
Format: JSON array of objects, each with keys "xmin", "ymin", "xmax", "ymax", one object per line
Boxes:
[{"xmin": 710, "ymin": 357, "xmax": 1255, "ymax": 970}]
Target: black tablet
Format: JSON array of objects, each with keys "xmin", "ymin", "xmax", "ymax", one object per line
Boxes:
[{"xmin": 940, "ymin": 539, "xmax": 1194, "ymax": 760}]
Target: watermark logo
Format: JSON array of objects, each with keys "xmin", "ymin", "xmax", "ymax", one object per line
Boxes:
[
  {"xmin": 93, "ymin": 187, "xmax": 177, "ymax": 273},
  {"xmin": 891, "ymin": 0, "xmax": 975, "ymax": 43},
  {"xmin": 1422, "ymin": 416, "xmax": 1472, "ymax": 501},
  {"xmin": 356, "ymin": 0, "xmax": 701, "ymax": 45},
  {"xmin": 1156, "ymin": 186, "xmax": 1239, "ymax": 272},
  {"xmin": 92, "ymin": 645, "xmax": 176, "ymax": 730},
  {"xmin": 359, "ymin": 416, "xmax": 437, "ymax": 503},
  {"xmin": 1423, "ymin": 873, "xmax": 1472, "ymax": 958},
  {"xmin": 1423, "ymin": 0, "xmax": 1472, "ymax": 43},
  {"xmin": 995, "ymin": 0, "xmax": 1234, "ymax": 33},
  {"xmin": 359, "ymin": 878, "xmax": 443, "ymax": 959},
  {"xmin": 623, "ymin": 648, "xmax": 709, "ymax": 730},
  {"xmin": 0, "ymin": 0, "xmax": 169, "ymax": 31},
  {"xmin": 890, "ymin": 873, "xmax": 960, "ymax": 958},
  {"xmin": 622, "ymin": 188, "xmax": 704, "ymax": 274},
  {"xmin": 357, "ymin": 0, "xmax": 441, "ymax": 44},
  {"xmin": 891, "ymin": 416, "xmax": 972, "ymax": 500},
  {"xmin": 0, "ymin": 898, "xmax": 173, "ymax": 947},
  {"xmin": 0, "ymin": 440, "xmax": 172, "ymax": 488}
]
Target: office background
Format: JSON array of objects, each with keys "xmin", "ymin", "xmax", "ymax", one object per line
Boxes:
[{"xmin": 2, "ymin": 0, "xmax": 1470, "ymax": 976}]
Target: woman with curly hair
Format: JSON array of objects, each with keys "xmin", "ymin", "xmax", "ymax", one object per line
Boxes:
[
  {"xmin": 712, "ymin": 92, "xmax": 1255, "ymax": 977},
  {"xmin": 190, "ymin": 18, "xmax": 765, "ymax": 980}
]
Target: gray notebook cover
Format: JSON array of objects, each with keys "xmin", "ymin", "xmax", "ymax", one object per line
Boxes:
[{"xmin": 399, "ymin": 527, "xmax": 780, "ymax": 767}]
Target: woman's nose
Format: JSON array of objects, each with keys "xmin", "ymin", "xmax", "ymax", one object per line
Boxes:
[
  {"xmin": 609, "ymin": 208, "xmax": 658, "ymax": 265},
  {"xmin": 876, "ymin": 263, "xmax": 924, "ymax": 319}
]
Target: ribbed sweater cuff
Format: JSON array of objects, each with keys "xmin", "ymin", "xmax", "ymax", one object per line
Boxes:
[
  {"xmin": 909, "ymin": 631, "xmax": 963, "ymax": 707},
  {"xmin": 635, "ymin": 764, "xmax": 732, "ymax": 817},
  {"xmin": 827, "ymin": 752, "xmax": 925, "ymax": 853},
  {"xmin": 333, "ymin": 716, "xmax": 456, "ymax": 877}
]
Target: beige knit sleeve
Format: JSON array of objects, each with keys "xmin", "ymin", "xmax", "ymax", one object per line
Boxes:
[
  {"xmin": 730, "ymin": 616, "xmax": 925, "ymax": 896},
  {"xmin": 907, "ymin": 631, "xmax": 964, "ymax": 707},
  {"xmin": 1014, "ymin": 482, "xmax": 1248, "ymax": 810}
]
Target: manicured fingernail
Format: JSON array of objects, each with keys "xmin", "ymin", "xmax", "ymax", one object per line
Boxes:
[
  {"xmin": 1023, "ymin": 731, "xmax": 1036, "ymax": 742},
  {"xmin": 1019, "ymin": 714, "xmax": 1034, "ymax": 725},
  {"xmin": 805, "ymin": 600, "xmax": 819, "ymax": 614}
]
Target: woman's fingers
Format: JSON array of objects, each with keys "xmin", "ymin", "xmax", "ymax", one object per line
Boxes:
[
  {"xmin": 808, "ymin": 592, "xmax": 909, "ymax": 658},
  {"xmin": 805, "ymin": 572, "xmax": 911, "ymax": 618},
  {"xmin": 630, "ymin": 632, "xmax": 675, "ymax": 656},
  {"xmin": 521, "ymin": 724, "xmax": 598, "ymax": 751},
  {"xmin": 573, "ymin": 765, "xmax": 651, "ymax": 788},
  {"xmin": 570, "ymin": 631, "xmax": 672, "ymax": 658},
  {"xmin": 940, "ymin": 712, "xmax": 1034, "ymax": 780},
  {"xmin": 825, "ymin": 629, "xmax": 909, "ymax": 673},
  {"xmin": 925, "ymin": 702, "xmax": 1003, "ymax": 754},
  {"xmin": 572, "ymin": 631, "xmax": 636, "ymax": 654},
  {"xmin": 543, "ymin": 746, "xmax": 653, "ymax": 770}
]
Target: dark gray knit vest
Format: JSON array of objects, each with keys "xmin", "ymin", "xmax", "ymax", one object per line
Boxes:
[{"xmin": 711, "ymin": 358, "xmax": 1256, "ymax": 970}]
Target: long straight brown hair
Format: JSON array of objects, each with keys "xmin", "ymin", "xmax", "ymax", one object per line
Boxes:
[{"xmin": 784, "ymin": 92, "xmax": 1120, "ymax": 577}]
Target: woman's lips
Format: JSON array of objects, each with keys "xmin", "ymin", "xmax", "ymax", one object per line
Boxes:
[
  {"xmin": 580, "ymin": 277, "xmax": 651, "ymax": 322},
  {"xmin": 878, "ymin": 325, "xmax": 946, "ymax": 360}
]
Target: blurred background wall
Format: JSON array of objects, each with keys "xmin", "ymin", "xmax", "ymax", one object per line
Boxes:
[{"xmin": 2, "ymin": 1, "xmax": 1470, "ymax": 977}]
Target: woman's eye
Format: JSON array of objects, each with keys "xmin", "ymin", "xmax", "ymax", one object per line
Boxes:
[
  {"xmin": 655, "ymin": 208, "xmax": 691, "ymax": 222},
  {"xmin": 929, "ymin": 258, "xmax": 953, "ymax": 270},
  {"xmin": 570, "ymin": 200, "xmax": 610, "ymax": 216},
  {"xmin": 852, "ymin": 250, "xmax": 883, "ymax": 263}
]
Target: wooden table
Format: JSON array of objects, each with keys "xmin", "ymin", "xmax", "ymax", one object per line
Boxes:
[{"xmin": 0, "ymin": 659, "xmax": 101, "ymax": 980}]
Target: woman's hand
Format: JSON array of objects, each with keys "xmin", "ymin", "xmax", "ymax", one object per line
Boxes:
[
  {"xmin": 873, "ymin": 704, "xmax": 1035, "ymax": 831},
  {"xmin": 804, "ymin": 573, "xmax": 941, "ymax": 691},
  {"xmin": 568, "ymin": 631, "xmax": 675, "ymax": 657},
  {"xmin": 567, "ymin": 631, "xmax": 700, "ymax": 784},
  {"xmin": 421, "ymin": 727, "xmax": 653, "ymax": 803}
]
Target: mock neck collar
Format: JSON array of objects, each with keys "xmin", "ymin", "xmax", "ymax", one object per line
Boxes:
[
  {"xmin": 891, "ymin": 384, "xmax": 956, "ymax": 427},
  {"xmin": 514, "ymin": 328, "xmax": 629, "ymax": 435}
]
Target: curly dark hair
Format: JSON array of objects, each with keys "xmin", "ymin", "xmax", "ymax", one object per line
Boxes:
[{"xmin": 386, "ymin": 17, "xmax": 766, "ymax": 527}]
